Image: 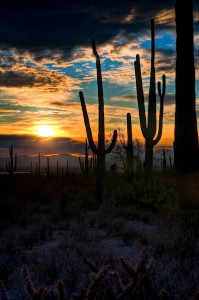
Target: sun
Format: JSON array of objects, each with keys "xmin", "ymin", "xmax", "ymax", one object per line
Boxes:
[{"xmin": 37, "ymin": 125, "xmax": 55, "ymax": 137}]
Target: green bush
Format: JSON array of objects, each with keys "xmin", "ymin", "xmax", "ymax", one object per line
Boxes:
[{"xmin": 108, "ymin": 178, "xmax": 176, "ymax": 212}]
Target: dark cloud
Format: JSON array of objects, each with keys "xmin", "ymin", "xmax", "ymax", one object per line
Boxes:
[
  {"xmin": 0, "ymin": 69, "xmax": 67, "ymax": 87},
  {"xmin": 50, "ymin": 101, "xmax": 68, "ymax": 107},
  {"xmin": 0, "ymin": 134, "xmax": 85, "ymax": 156},
  {"xmin": 0, "ymin": 71, "xmax": 37, "ymax": 87},
  {"xmin": 0, "ymin": 0, "xmax": 180, "ymax": 54}
]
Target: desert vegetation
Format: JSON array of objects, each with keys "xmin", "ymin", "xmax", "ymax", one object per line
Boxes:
[{"xmin": 0, "ymin": 165, "xmax": 199, "ymax": 299}]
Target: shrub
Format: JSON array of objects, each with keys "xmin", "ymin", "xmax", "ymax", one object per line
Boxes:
[{"xmin": 109, "ymin": 178, "xmax": 176, "ymax": 212}]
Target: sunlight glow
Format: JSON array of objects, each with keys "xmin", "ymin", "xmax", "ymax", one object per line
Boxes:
[{"xmin": 37, "ymin": 125, "xmax": 55, "ymax": 137}]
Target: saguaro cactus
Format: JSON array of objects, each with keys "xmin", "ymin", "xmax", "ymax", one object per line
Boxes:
[
  {"xmin": 45, "ymin": 156, "xmax": 50, "ymax": 177},
  {"xmin": 169, "ymin": 155, "xmax": 172, "ymax": 168},
  {"xmin": 162, "ymin": 149, "xmax": 167, "ymax": 170},
  {"xmin": 37, "ymin": 152, "xmax": 41, "ymax": 177},
  {"xmin": 134, "ymin": 19, "xmax": 166, "ymax": 176},
  {"xmin": 124, "ymin": 113, "xmax": 134, "ymax": 178},
  {"xmin": 79, "ymin": 39, "xmax": 117, "ymax": 201},
  {"xmin": 66, "ymin": 159, "xmax": 69, "ymax": 176},
  {"xmin": 92, "ymin": 152, "xmax": 97, "ymax": 170},
  {"xmin": 174, "ymin": 0, "xmax": 199, "ymax": 172},
  {"xmin": 79, "ymin": 139, "xmax": 93, "ymax": 176},
  {"xmin": 57, "ymin": 161, "xmax": 59, "ymax": 177},
  {"xmin": 6, "ymin": 144, "xmax": 17, "ymax": 176}
]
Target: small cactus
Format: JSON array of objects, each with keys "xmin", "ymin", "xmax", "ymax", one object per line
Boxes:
[
  {"xmin": 45, "ymin": 156, "xmax": 50, "ymax": 177},
  {"xmin": 37, "ymin": 152, "xmax": 41, "ymax": 177},
  {"xmin": 162, "ymin": 149, "xmax": 167, "ymax": 170},
  {"xmin": 124, "ymin": 113, "xmax": 134, "ymax": 179},
  {"xmin": 6, "ymin": 144, "xmax": 17, "ymax": 176},
  {"xmin": 169, "ymin": 155, "xmax": 173, "ymax": 168},
  {"xmin": 57, "ymin": 161, "xmax": 59, "ymax": 177},
  {"xmin": 66, "ymin": 159, "xmax": 69, "ymax": 176}
]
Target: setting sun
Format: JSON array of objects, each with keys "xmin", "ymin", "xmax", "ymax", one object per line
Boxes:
[{"xmin": 37, "ymin": 125, "xmax": 55, "ymax": 137}]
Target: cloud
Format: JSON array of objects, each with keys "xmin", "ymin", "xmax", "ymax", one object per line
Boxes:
[
  {"xmin": 110, "ymin": 94, "xmax": 137, "ymax": 102},
  {"xmin": 0, "ymin": 56, "xmax": 81, "ymax": 88},
  {"xmin": 0, "ymin": 0, "xmax": 185, "ymax": 53},
  {"xmin": 0, "ymin": 134, "xmax": 86, "ymax": 156}
]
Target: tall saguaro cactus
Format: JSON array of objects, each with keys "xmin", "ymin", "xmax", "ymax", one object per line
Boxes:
[
  {"xmin": 134, "ymin": 19, "xmax": 166, "ymax": 176},
  {"xmin": 6, "ymin": 144, "xmax": 17, "ymax": 176},
  {"xmin": 174, "ymin": 0, "xmax": 199, "ymax": 172},
  {"xmin": 79, "ymin": 39, "xmax": 117, "ymax": 201}
]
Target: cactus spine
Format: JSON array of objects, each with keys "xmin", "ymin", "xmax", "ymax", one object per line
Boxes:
[
  {"xmin": 6, "ymin": 144, "xmax": 17, "ymax": 176},
  {"xmin": 79, "ymin": 39, "xmax": 117, "ymax": 201},
  {"xmin": 134, "ymin": 19, "xmax": 166, "ymax": 177},
  {"xmin": 79, "ymin": 139, "xmax": 93, "ymax": 175}
]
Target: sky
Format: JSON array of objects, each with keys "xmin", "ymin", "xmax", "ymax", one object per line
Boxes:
[{"xmin": 0, "ymin": 0, "xmax": 199, "ymax": 157}]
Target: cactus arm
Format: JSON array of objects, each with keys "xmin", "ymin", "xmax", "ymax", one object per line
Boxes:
[
  {"xmin": 92, "ymin": 39, "xmax": 104, "ymax": 107},
  {"xmin": 158, "ymin": 74, "xmax": 166, "ymax": 98},
  {"xmin": 92, "ymin": 39, "xmax": 105, "ymax": 152},
  {"xmin": 134, "ymin": 55, "xmax": 148, "ymax": 139},
  {"xmin": 153, "ymin": 75, "xmax": 166, "ymax": 145},
  {"xmin": 148, "ymin": 18, "xmax": 157, "ymax": 139},
  {"xmin": 105, "ymin": 130, "xmax": 117, "ymax": 154},
  {"xmin": 79, "ymin": 91, "xmax": 98, "ymax": 154}
]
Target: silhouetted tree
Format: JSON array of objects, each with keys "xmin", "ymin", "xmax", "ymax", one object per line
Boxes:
[
  {"xmin": 107, "ymin": 129, "xmax": 144, "ymax": 171},
  {"xmin": 134, "ymin": 19, "xmax": 166, "ymax": 177},
  {"xmin": 79, "ymin": 139, "xmax": 93, "ymax": 176},
  {"xmin": 174, "ymin": 0, "xmax": 199, "ymax": 172}
]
